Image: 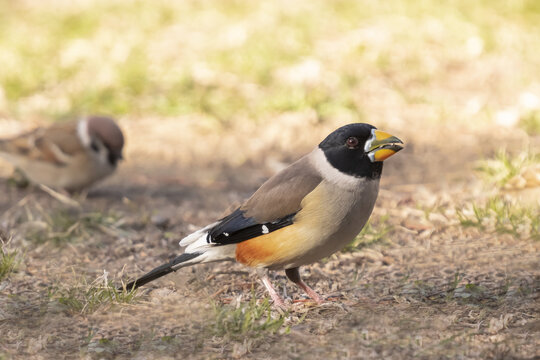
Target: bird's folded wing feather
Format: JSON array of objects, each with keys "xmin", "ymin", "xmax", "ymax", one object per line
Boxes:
[
  {"xmin": 208, "ymin": 155, "xmax": 322, "ymax": 245},
  {"xmin": 0, "ymin": 122, "xmax": 83, "ymax": 165}
]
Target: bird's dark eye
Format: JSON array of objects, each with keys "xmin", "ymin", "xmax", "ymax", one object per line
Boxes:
[
  {"xmin": 90, "ymin": 142, "xmax": 99, "ymax": 152},
  {"xmin": 346, "ymin": 137, "xmax": 359, "ymax": 148}
]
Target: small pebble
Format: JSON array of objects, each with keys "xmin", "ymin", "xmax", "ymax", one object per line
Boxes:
[{"xmin": 151, "ymin": 215, "xmax": 170, "ymax": 229}]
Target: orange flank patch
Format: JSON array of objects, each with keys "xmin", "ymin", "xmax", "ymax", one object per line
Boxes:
[
  {"xmin": 236, "ymin": 184, "xmax": 330, "ymax": 268},
  {"xmin": 235, "ymin": 226, "xmax": 302, "ymax": 268}
]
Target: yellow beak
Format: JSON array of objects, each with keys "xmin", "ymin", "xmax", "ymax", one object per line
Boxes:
[{"xmin": 366, "ymin": 130, "xmax": 404, "ymax": 162}]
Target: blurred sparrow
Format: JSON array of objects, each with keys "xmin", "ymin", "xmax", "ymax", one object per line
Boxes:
[{"xmin": 0, "ymin": 116, "xmax": 124, "ymax": 192}]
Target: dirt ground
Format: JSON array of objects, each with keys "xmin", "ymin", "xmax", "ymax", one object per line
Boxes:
[
  {"xmin": 0, "ymin": 118, "xmax": 538, "ymax": 360},
  {"xmin": 1, "ymin": 1, "xmax": 540, "ymax": 358}
]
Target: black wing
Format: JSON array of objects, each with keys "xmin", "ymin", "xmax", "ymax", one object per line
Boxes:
[{"xmin": 208, "ymin": 208, "xmax": 295, "ymax": 245}]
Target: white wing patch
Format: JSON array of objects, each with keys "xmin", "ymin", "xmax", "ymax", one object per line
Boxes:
[
  {"xmin": 179, "ymin": 221, "xmax": 219, "ymax": 247},
  {"xmin": 179, "ymin": 221, "xmax": 222, "ymax": 254},
  {"xmin": 261, "ymin": 225, "xmax": 269, "ymax": 234},
  {"xmin": 190, "ymin": 244, "xmax": 236, "ymax": 263},
  {"xmin": 178, "ymin": 221, "xmax": 236, "ymax": 263}
]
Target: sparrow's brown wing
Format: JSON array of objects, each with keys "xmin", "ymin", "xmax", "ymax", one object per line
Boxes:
[
  {"xmin": 0, "ymin": 129, "xmax": 38, "ymax": 156},
  {"xmin": 0, "ymin": 121, "xmax": 84, "ymax": 166},
  {"xmin": 207, "ymin": 154, "xmax": 323, "ymax": 244}
]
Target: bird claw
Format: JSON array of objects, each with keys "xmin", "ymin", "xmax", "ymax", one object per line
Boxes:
[{"xmin": 272, "ymin": 299, "xmax": 289, "ymax": 313}]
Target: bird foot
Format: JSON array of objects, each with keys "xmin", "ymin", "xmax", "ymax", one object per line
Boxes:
[
  {"xmin": 295, "ymin": 280, "xmax": 324, "ymax": 305},
  {"xmin": 260, "ymin": 273, "xmax": 288, "ymax": 309},
  {"xmin": 38, "ymin": 184, "xmax": 81, "ymax": 208}
]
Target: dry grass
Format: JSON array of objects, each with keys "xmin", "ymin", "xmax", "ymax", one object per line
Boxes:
[
  {"xmin": 0, "ymin": 0, "xmax": 539, "ymax": 359},
  {"xmin": 457, "ymin": 196, "xmax": 539, "ymax": 240},
  {"xmin": 48, "ymin": 271, "xmax": 140, "ymax": 315},
  {"xmin": 208, "ymin": 296, "xmax": 289, "ymax": 341},
  {"xmin": 0, "ymin": 247, "xmax": 19, "ymax": 282}
]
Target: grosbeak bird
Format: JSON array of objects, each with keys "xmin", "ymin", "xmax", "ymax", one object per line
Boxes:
[{"xmin": 124, "ymin": 123, "xmax": 403, "ymax": 306}]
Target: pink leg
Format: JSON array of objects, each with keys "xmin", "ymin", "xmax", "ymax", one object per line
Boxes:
[
  {"xmin": 285, "ymin": 267, "xmax": 324, "ymax": 304},
  {"xmin": 258, "ymin": 271, "xmax": 286, "ymax": 307}
]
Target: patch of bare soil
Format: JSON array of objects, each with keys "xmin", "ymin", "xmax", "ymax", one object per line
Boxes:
[{"xmin": 0, "ymin": 121, "xmax": 538, "ymax": 359}]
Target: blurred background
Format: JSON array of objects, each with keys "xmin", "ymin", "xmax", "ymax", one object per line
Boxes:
[
  {"xmin": 0, "ymin": 0, "xmax": 538, "ymax": 183},
  {"xmin": 0, "ymin": 1, "xmax": 539, "ymax": 358}
]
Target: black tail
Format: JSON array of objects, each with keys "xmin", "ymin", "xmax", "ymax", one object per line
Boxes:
[{"xmin": 121, "ymin": 252, "xmax": 201, "ymax": 291}]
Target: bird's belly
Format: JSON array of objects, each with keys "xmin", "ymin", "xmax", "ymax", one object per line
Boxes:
[
  {"xmin": 235, "ymin": 179, "xmax": 379, "ymax": 270},
  {"xmin": 7, "ymin": 154, "xmax": 114, "ymax": 191}
]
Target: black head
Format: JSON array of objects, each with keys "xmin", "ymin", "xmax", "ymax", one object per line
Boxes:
[{"xmin": 318, "ymin": 123, "xmax": 403, "ymax": 179}]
